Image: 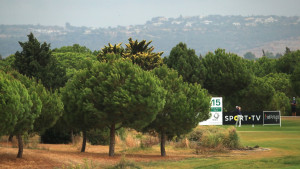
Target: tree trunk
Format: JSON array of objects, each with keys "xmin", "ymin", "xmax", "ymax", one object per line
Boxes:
[
  {"xmin": 71, "ymin": 130, "xmax": 74, "ymax": 144},
  {"xmin": 160, "ymin": 131, "xmax": 166, "ymax": 157},
  {"xmin": 8, "ymin": 134, "xmax": 13, "ymax": 142},
  {"xmin": 109, "ymin": 124, "xmax": 115, "ymax": 156},
  {"xmin": 81, "ymin": 130, "xmax": 87, "ymax": 152},
  {"xmin": 17, "ymin": 134, "xmax": 23, "ymax": 158}
]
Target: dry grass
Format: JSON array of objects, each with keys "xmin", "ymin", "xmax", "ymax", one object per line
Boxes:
[
  {"xmin": 0, "ymin": 141, "xmax": 197, "ymax": 169},
  {"xmin": 0, "ymin": 135, "xmax": 278, "ymax": 169},
  {"xmin": 124, "ymin": 131, "xmax": 140, "ymax": 148},
  {"xmin": 2, "ymin": 123, "xmax": 292, "ymax": 169}
]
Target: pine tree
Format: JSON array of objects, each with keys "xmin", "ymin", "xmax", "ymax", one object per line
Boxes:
[
  {"xmin": 164, "ymin": 42, "xmax": 206, "ymax": 85},
  {"xmin": 13, "ymin": 33, "xmax": 66, "ymax": 89},
  {"xmin": 62, "ymin": 57, "xmax": 166, "ymax": 155},
  {"xmin": 143, "ymin": 66, "xmax": 211, "ymax": 156}
]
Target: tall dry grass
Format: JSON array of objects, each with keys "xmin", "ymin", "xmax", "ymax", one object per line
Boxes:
[
  {"xmin": 115, "ymin": 129, "xmax": 160, "ymax": 153},
  {"xmin": 174, "ymin": 126, "xmax": 242, "ymax": 154}
]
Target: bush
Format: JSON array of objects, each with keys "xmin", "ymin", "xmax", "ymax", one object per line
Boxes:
[
  {"xmin": 140, "ymin": 134, "xmax": 160, "ymax": 148},
  {"xmin": 114, "ymin": 129, "xmax": 160, "ymax": 149},
  {"xmin": 174, "ymin": 137, "xmax": 193, "ymax": 149},
  {"xmin": 267, "ymin": 92, "xmax": 291, "ymax": 116},
  {"xmin": 124, "ymin": 131, "xmax": 140, "ymax": 148},
  {"xmin": 187, "ymin": 126, "xmax": 241, "ymax": 150},
  {"xmin": 223, "ymin": 127, "xmax": 240, "ymax": 149}
]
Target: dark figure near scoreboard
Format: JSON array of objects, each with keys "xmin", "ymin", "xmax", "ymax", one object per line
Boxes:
[{"xmin": 291, "ymin": 97, "xmax": 297, "ymax": 116}]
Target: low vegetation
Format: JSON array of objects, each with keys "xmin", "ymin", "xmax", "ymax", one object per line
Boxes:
[
  {"xmin": 0, "ymin": 117, "xmax": 299, "ymax": 168},
  {"xmin": 187, "ymin": 126, "xmax": 241, "ymax": 150}
]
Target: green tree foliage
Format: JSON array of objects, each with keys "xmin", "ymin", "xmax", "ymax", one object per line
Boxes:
[
  {"xmin": 87, "ymin": 128, "xmax": 110, "ymax": 145},
  {"xmin": 0, "ymin": 71, "xmax": 40, "ymax": 158},
  {"xmin": 42, "ymin": 47, "xmax": 96, "ymax": 144},
  {"xmin": 124, "ymin": 38, "xmax": 154, "ymax": 54},
  {"xmin": 267, "ymin": 91, "xmax": 291, "ymax": 116},
  {"xmin": 4, "ymin": 70, "xmax": 63, "ymax": 158},
  {"xmin": 0, "ymin": 55, "xmax": 15, "ymax": 72},
  {"xmin": 263, "ymin": 73, "xmax": 293, "ymax": 97},
  {"xmin": 144, "ymin": 66, "xmax": 211, "ymax": 156},
  {"xmin": 41, "ymin": 57, "xmax": 67, "ymax": 89},
  {"xmin": 123, "ymin": 38, "xmax": 164, "ymax": 70},
  {"xmin": 32, "ymin": 85, "xmax": 63, "ymax": 134},
  {"xmin": 97, "ymin": 43, "xmax": 125, "ymax": 64},
  {"xmin": 53, "ymin": 52, "xmax": 96, "ymax": 78},
  {"xmin": 259, "ymin": 57, "xmax": 276, "ymax": 75},
  {"xmin": 251, "ymin": 56, "xmax": 277, "ymax": 77},
  {"xmin": 53, "ymin": 44, "xmax": 92, "ymax": 54},
  {"xmin": 243, "ymin": 52, "xmax": 256, "ymax": 60},
  {"xmin": 164, "ymin": 42, "xmax": 206, "ymax": 85},
  {"xmin": 276, "ymin": 50, "xmax": 300, "ymax": 74},
  {"xmin": 236, "ymin": 77, "xmax": 275, "ymax": 111},
  {"xmin": 61, "ymin": 68, "xmax": 104, "ymax": 152},
  {"xmin": 13, "ymin": 33, "xmax": 66, "ymax": 89},
  {"xmin": 63, "ymin": 57, "xmax": 166, "ymax": 156},
  {"xmin": 201, "ymin": 49, "xmax": 253, "ymax": 96},
  {"xmin": 259, "ymin": 73, "xmax": 294, "ymax": 114},
  {"xmin": 98, "ymin": 43, "xmax": 124, "ymax": 60},
  {"xmin": 0, "ymin": 71, "xmax": 26, "ymax": 136},
  {"xmin": 291, "ymin": 64, "xmax": 300, "ymax": 97},
  {"xmin": 9, "ymin": 74, "xmax": 41, "ymax": 158},
  {"xmin": 98, "ymin": 39, "xmax": 163, "ymax": 71},
  {"xmin": 13, "ymin": 32, "xmax": 51, "ymax": 81}
]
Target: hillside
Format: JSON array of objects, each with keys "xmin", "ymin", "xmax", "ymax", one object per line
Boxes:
[{"xmin": 1, "ymin": 15, "xmax": 300, "ymax": 57}]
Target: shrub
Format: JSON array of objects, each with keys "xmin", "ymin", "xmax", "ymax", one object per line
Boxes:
[
  {"xmin": 186, "ymin": 126, "xmax": 241, "ymax": 151},
  {"xmin": 140, "ymin": 131, "xmax": 160, "ymax": 148},
  {"xmin": 116, "ymin": 129, "xmax": 160, "ymax": 149},
  {"xmin": 223, "ymin": 127, "xmax": 240, "ymax": 149},
  {"xmin": 174, "ymin": 137, "xmax": 192, "ymax": 149},
  {"xmin": 125, "ymin": 132, "xmax": 140, "ymax": 148}
]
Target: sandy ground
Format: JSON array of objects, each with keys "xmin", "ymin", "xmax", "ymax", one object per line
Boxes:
[
  {"xmin": 0, "ymin": 140, "xmax": 277, "ymax": 169},
  {"xmin": 1, "ymin": 117, "xmax": 297, "ymax": 168}
]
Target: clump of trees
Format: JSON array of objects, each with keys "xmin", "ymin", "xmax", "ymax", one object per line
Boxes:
[
  {"xmin": 0, "ymin": 34, "xmax": 211, "ymax": 158},
  {"xmin": 62, "ymin": 57, "xmax": 167, "ymax": 155},
  {"xmin": 0, "ymin": 33, "xmax": 64, "ymax": 158},
  {"xmin": 0, "ymin": 70, "xmax": 63, "ymax": 158},
  {"xmin": 1, "ymin": 33, "xmax": 299, "ymax": 159},
  {"xmin": 164, "ymin": 43, "xmax": 299, "ymax": 113}
]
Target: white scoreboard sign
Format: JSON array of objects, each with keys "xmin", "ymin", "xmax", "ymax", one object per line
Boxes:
[{"xmin": 199, "ymin": 97, "xmax": 223, "ymax": 125}]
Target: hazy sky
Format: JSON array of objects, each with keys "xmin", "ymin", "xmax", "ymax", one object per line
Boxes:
[{"xmin": 1, "ymin": 0, "xmax": 300, "ymax": 28}]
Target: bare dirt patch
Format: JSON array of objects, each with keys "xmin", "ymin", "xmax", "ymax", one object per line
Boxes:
[
  {"xmin": 0, "ymin": 142, "xmax": 193, "ymax": 169},
  {"xmin": 0, "ymin": 141, "xmax": 277, "ymax": 169}
]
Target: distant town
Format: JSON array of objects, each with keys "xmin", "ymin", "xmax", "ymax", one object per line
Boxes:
[{"xmin": 1, "ymin": 15, "xmax": 300, "ymax": 57}]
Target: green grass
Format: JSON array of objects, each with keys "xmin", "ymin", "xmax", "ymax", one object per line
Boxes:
[{"xmin": 137, "ymin": 117, "xmax": 300, "ymax": 169}]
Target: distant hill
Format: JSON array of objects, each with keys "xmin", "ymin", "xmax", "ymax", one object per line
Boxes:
[{"xmin": 1, "ymin": 15, "xmax": 300, "ymax": 58}]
